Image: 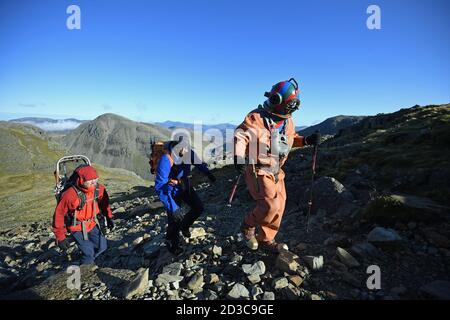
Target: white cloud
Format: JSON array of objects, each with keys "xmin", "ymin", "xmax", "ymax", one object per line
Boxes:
[{"xmin": 20, "ymin": 120, "xmax": 82, "ymax": 131}]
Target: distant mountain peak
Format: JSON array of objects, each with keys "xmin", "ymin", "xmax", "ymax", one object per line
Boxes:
[{"xmin": 298, "ymin": 115, "xmax": 367, "ymax": 136}]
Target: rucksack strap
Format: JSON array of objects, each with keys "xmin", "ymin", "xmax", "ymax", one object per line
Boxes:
[
  {"xmin": 93, "ymin": 185, "xmax": 100, "ymax": 217},
  {"xmin": 72, "ymin": 186, "xmax": 86, "ymax": 211},
  {"xmin": 70, "ymin": 185, "xmax": 100, "ymax": 227},
  {"xmin": 263, "ymin": 112, "xmax": 287, "ymax": 135}
]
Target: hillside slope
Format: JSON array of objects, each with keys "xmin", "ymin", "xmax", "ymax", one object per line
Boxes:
[
  {"xmin": 299, "ymin": 115, "xmax": 366, "ymax": 136},
  {"xmin": 62, "ymin": 114, "xmax": 172, "ymax": 179},
  {"xmin": 0, "ymin": 122, "xmax": 149, "ymax": 230}
]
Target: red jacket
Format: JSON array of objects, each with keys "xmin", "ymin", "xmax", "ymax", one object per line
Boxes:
[{"xmin": 52, "ymin": 184, "xmax": 112, "ymax": 241}]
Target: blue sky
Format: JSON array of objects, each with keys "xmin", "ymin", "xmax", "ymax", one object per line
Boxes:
[{"xmin": 0, "ymin": 0, "xmax": 449, "ymax": 126}]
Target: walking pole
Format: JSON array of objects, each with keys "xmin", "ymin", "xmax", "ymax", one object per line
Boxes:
[
  {"xmin": 227, "ymin": 174, "xmax": 242, "ymax": 207},
  {"xmin": 306, "ymin": 136, "xmax": 319, "ymax": 233}
]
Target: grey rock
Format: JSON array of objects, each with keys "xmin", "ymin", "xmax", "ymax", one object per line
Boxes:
[
  {"xmin": 162, "ymin": 262, "xmax": 183, "ymax": 276},
  {"xmin": 123, "ymin": 268, "xmax": 149, "ymax": 299},
  {"xmin": 113, "ymin": 207, "xmax": 126, "ymax": 214},
  {"xmin": 247, "ymin": 274, "xmax": 261, "ymax": 284},
  {"xmin": 185, "ymin": 259, "xmax": 194, "ymax": 268},
  {"xmin": 304, "ymin": 176, "xmax": 354, "ymax": 214},
  {"xmin": 367, "ymin": 227, "xmax": 401, "ymax": 244},
  {"xmin": 132, "ymin": 237, "xmax": 144, "ymax": 246},
  {"xmin": 212, "ymin": 245, "xmax": 222, "ymax": 256},
  {"xmin": 227, "ymin": 283, "xmax": 250, "ymax": 299},
  {"xmin": 273, "ymin": 277, "xmax": 289, "ymax": 290},
  {"xmin": 171, "ymin": 281, "xmax": 180, "ymax": 290},
  {"xmin": 302, "ymin": 255, "xmax": 324, "ymax": 271},
  {"xmin": 191, "ymin": 227, "xmax": 207, "ymax": 239},
  {"xmin": 262, "ymin": 291, "xmax": 275, "ymax": 300},
  {"xmin": 275, "ymin": 251, "xmax": 300, "ymax": 274},
  {"xmin": 242, "ymin": 261, "xmax": 266, "ymax": 276},
  {"xmin": 155, "ymin": 274, "xmax": 184, "ymax": 287},
  {"xmin": 336, "ymin": 247, "xmax": 360, "ymax": 268},
  {"xmin": 231, "ymin": 253, "xmax": 243, "ymax": 263},
  {"xmin": 205, "ymin": 289, "xmax": 219, "ymax": 300},
  {"xmin": 187, "ymin": 274, "xmax": 204, "ymax": 292}
]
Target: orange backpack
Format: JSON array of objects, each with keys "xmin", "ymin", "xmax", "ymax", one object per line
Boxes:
[{"xmin": 149, "ymin": 140, "xmax": 166, "ymax": 174}]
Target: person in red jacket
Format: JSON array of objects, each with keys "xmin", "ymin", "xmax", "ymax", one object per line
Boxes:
[{"xmin": 52, "ymin": 165, "xmax": 114, "ymax": 265}]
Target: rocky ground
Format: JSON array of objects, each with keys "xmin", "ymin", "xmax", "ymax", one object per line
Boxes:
[
  {"xmin": 0, "ymin": 104, "xmax": 449, "ymax": 300},
  {"xmin": 0, "ymin": 163, "xmax": 449, "ymax": 300}
]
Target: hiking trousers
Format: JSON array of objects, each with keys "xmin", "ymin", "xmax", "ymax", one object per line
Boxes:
[
  {"xmin": 244, "ymin": 169, "xmax": 287, "ymax": 243},
  {"xmin": 166, "ymin": 186, "xmax": 204, "ymax": 248},
  {"xmin": 72, "ymin": 225, "xmax": 107, "ymax": 264}
]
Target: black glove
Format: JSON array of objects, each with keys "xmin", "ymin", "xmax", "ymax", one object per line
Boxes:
[
  {"xmin": 305, "ymin": 132, "xmax": 321, "ymax": 146},
  {"xmin": 106, "ymin": 217, "xmax": 115, "ymax": 231},
  {"xmin": 206, "ymin": 172, "xmax": 216, "ymax": 183},
  {"xmin": 234, "ymin": 156, "xmax": 246, "ymax": 175},
  {"xmin": 57, "ymin": 238, "xmax": 70, "ymax": 252}
]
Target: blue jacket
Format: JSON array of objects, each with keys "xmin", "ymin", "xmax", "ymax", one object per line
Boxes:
[{"xmin": 154, "ymin": 151, "xmax": 210, "ymax": 214}]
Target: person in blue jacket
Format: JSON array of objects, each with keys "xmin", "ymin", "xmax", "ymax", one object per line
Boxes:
[{"xmin": 154, "ymin": 139, "xmax": 216, "ymax": 254}]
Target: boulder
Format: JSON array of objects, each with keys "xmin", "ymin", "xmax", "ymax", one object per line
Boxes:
[
  {"xmin": 367, "ymin": 227, "xmax": 401, "ymax": 245},
  {"xmin": 364, "ymin": 194, "xmax": 447, "ymax": 224},
  {"xmin": 303, "ymin": 176, "xmax": 354, "ymax": 214},
  {"xmin": 123, "ymin": 268, "xmax": 149, "ymax": 299}
]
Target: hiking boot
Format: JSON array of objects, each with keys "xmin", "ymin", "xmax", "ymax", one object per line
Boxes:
[
  {"xmin": 241, "ymin": 223, "xmax": 258, "ymax": 251},
  {"xmin": 259, "ymin": 240, "xmax": 289, "ymax": 253}
]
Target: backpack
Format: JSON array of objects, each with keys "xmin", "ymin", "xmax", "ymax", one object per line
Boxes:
[
  {"xmin": 149, "ymin": 140, "xmax": 167, "ymax": 174},
  {"xmin": 57, "ymin": 164, "xmax": 100, "ymax": 211}
]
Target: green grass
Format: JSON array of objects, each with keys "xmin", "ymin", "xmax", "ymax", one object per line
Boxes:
[
  {"xmin": 0, "ymin": 123, "xmax": 152, "ymax": 230},
  {"xmin": 319, "ymin": 104, "xmax": 450, "ymax": 204},
  {"xmin": 0, "ymin": 163, "xmax": 150, "ymax": 231}
]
